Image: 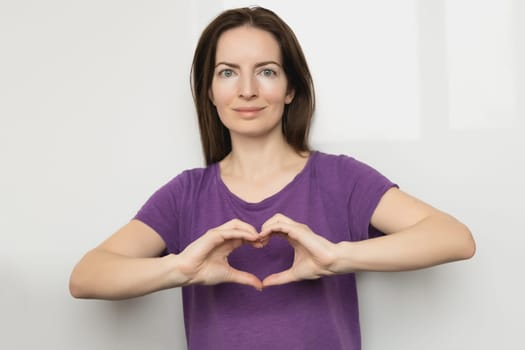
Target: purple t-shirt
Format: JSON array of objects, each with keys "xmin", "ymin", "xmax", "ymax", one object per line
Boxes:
[{"xmin": 134, "ymin": 151, "xmax": 396, "ymax": 350}]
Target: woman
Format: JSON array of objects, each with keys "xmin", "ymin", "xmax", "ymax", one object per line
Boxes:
[{"xmin": 69, "ymin": 7, "xmax": 475, "ymax": 349}]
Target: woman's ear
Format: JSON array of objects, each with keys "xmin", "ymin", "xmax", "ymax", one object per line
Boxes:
[
  {"xmin": 208, "ymin": 89, "xmax": 215, "ymax": 105},
  {"xmin": 285, "ymin": 88, "xmax": 295, "ymax": 104}
]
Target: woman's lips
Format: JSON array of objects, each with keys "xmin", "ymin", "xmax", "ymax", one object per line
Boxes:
[{"xmin": 233, "ymin": 106, "xmax": 265, "ymax": 117}]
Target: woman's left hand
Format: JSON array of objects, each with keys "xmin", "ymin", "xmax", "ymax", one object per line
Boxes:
[{"xmin": 259, "ymin": 213, "xmax": 340, "ymax": 287}]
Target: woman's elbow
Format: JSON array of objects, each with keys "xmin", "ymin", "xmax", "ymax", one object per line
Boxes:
[
  {"xmin": 456, "ymin": 223, "xmax": 476, "ymax": 260},
  {"xmin": 69, "ymin": 270, "xmax": 87, "ymax": 299},
  {"xmin": 69, "ymin": 279, "xmax": 83, "ymax": 299},
  {"xmin": 68, "ymin": 262, "xmax": 95, "ymax": 299}
]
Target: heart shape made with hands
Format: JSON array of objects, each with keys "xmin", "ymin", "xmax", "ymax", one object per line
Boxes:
[
  {"xmin": 195, "ymin": 213, "xmax": 337, "ymax": 290},
  {"xmin": 227, "ymin": 230, "xmax": 295, "ymax": 287}
]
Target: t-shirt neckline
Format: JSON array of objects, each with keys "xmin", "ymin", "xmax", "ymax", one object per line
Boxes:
[{"xmin": 214, "ymin": 151, "xmax": 318, "ymax": 209}]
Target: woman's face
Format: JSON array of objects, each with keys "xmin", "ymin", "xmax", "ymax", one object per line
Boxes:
[{"xmin": 210, "ymin": 26, "xmax": 294, "ymax": 139}]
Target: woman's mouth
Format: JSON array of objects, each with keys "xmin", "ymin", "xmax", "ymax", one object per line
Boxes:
[{"xmin": 233, "ymin": 106, "xmax": 265, "ymax": 117}]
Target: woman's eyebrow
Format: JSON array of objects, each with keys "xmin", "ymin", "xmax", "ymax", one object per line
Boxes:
[{"xmin": 215, "ymin": 61, "xmax": 282, "ymax": 68}]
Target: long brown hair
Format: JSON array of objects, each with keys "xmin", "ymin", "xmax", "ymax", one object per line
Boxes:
[{"xmin": 191, "ymin": 7, "xmax": 315, "ymax": 165}]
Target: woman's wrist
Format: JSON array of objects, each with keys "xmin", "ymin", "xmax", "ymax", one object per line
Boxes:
[
  {"xmin": 161, "ymin": 253, "xmax": 193, "ymax": 288},
  {"xmin": 331, "ymin": 241, "xmax": 358, "ymax": 275}
]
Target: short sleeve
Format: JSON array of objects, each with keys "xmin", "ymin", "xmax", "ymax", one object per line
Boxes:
[
  {"xmin": 343, "ymin": 156, "xmax": 397, "ymax": 241},
  {"xmin": 133, "ymin": 175, "xmax": 184, "ymax": 254}
]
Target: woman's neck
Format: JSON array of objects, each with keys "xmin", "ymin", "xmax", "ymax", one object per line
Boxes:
[
  {"xmin": 221, "ymin": 133, "xmax": 306, "ymax": 181},
  {"xmin": 218, "ymin": 132, "xmax": 310, "ymax": 203}
]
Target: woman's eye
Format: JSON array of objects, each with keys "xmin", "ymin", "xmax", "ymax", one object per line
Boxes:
[
  {"xmin": 219, "ymin": 69, "xmax": 235, "ymax": 78},
  {"xmin": 260, "ymin": 68, "xmax": 276, "ymax": 77}
]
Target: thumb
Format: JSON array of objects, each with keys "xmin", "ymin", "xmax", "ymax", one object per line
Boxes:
[
  {"xmin": 262, "ymin": 269, "xmax": 296, "ymax": 288},
  {"xmin": 227, "ymin": 268, "xmax": 263, "ymax": 291}
]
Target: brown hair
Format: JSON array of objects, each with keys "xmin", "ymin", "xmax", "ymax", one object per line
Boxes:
[{"xmin": 191, "ymin": 7, "xmax": 315, "ymax": 165}]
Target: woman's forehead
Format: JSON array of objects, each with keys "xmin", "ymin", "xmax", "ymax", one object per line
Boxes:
[{"xmin": 215, "ymin": 26, "xmax": 282, "ymax": 63}]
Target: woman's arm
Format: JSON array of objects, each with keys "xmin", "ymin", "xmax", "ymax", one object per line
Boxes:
[
  {"xmin": 258, "ymin": 188, "xmax": 475, "ymax": 287},
  {"xmin": 69, "ymin": 220, "xmax": 187, "ymax": 300},
  {"xmin": 69, "ymin": 219, "xmax": 263, "ymax": 300},
  {"xmin": 335, "ymin": 187, "xmax": 475, "ymax": 273}
]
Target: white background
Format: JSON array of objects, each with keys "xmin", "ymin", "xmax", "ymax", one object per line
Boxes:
[{"xmin": 1, "ymin": 0, "xmax": 524, "ymax": 349}]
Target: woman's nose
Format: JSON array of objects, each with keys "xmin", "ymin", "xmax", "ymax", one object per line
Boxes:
[{"xmin": 238, "ymin": 75, "xmax": 257, "ymax": 99}]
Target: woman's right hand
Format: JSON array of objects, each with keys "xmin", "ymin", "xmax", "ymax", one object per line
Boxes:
[
  {"xmin": 176, "ymin": 219, "xmax": 263, "ymax": 290},
  {"xmin": 70, "ymin": 219, "xmax": 262, "ymax": 300}
]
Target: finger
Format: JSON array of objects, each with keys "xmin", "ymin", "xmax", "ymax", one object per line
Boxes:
[
  {"xmin": 259, "ymin": 221, "xmax": 298, "ymax": 239},
  {"xmin": 226, "ymin": 237, "xmax": 264, "ymax": 249},
  {"xmin": 260, "ymin": 222, "xmax": 334, "ymax": 258},
  {"xmin": 262, "ymin": 269, "xmax": 297, "ymax": 288},
  {"xmin": 260, "ymin": 213, "xmax": 296, "ymax": 232},
  {"xmin": 188, "ymin": 229, "xmax": 258, "ymax": 257},
  {"xmin": 213, "ymin": 228, "xmax": 260, "ymax": 244},
  {"xmin": 227, "ymin": 268, "xmax": 263, "ymax": 291},
  {"xmin": 247, "ymin": 239, "xmax": 265, "ymax": 248},
  {"xmin": 256, "ymin": 236, "xmax": 271, "ymax": 247},
  {"xmin": 221, "ymin": 219, "xmax": 258, "ymax": 235}
]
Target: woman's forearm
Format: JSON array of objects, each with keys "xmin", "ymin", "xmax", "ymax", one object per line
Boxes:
[
  {"xmin": 333, "ymin": 213, "xmax": 475, "ymax": 273},
  {"xmin": 69, "ymin": 249, "xmax": 186, "ymax": 300}
]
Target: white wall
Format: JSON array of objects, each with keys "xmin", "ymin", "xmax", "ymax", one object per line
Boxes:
[{"xmin": 1, "ymin": 0, "xmax": 524, "ymax": 349}]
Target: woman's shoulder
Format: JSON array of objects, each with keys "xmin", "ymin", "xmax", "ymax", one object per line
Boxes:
[
  {"xmin": 164, "ymin": 163, "xmax": 216, "ymax": 190},
  {"xmin": 313, "ymin": 150, "xmax": 355, "ymax": 162},
  {"xmin": 311, "ymin": 150, "xmax": 370, "ymax": 173},
  {"xmin": 311, "ymin": 150, "xmax": 394, "ymax": 186}
]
